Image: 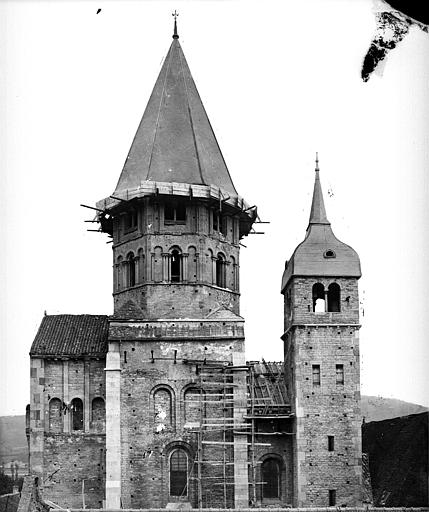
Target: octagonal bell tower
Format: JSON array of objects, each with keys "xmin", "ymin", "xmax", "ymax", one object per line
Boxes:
[
  {"xmin": 96, "ymin": 20, "xmax": 256, "ymax": 509},
  {"xmin": 281, "ymin": 156, "xmax": 363, "ymax": 507}
]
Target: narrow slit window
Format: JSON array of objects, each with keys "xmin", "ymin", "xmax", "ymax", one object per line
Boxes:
[
  {"xmin": 328, "ymin": 435, "xmax": 335, "ymax": 452},
  {"xmin": 312, "ymin": 364, "xmax": 321, "ymax": 386}
]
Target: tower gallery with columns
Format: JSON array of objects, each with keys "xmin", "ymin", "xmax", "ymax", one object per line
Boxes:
[{"xmin": 28, "ymin": 19, "xmax": 364, "ymax": 509}]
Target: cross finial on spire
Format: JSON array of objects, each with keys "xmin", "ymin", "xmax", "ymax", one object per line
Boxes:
[
  {"xmin": 172, "ymin": 10, "xmax": 179, "ymax": 39},
  {"xmin": 315, "ymin": 152, "xmax": 319, "ymax": 172}
]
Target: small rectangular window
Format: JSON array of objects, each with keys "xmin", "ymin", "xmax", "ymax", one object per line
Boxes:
[
  {"xmin": 336, "ymin": 364, "xmax": 344, "ymax": 385},
  {"xmin": 312, "ymin": 364, "xmax": 320, "ymax": 386},
  {"xmin": 124, "ymin": 211, "xmax": 138, "ymax": 231},
  {"xmin": 164, "ymin": 202, "xmax": 186, "ymax": 224},
  {"xmin": 329, "ymin": 489, "xmax": 336, "ymax": 506},
  {"xmin": 328, "ymin": 435, "xmax": 335, "ymax": 452}
]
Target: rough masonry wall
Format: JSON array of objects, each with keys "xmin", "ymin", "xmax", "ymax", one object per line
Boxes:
[
  {"xmin": 29, "ymin": 358, "xmax": 106, "ymax": 508},
  {"xmin": 291, "ymin": 325, "xmax": 362, "ymax": 506},
  {"xmin": 251, "ymin": 423, "xmax": 294, "ymax": 507},
  {"xmin": 111, "ymin": 200, "xmax": 241, "ymax": 319},
  {"xmin": 285, "ymin": 278, "xmax": 360, "ymax": 331},
  {"xmin": 283, "ymin": 276, "xmax": 362, "ymax": 507},
  {"xmin": 116, "ymin": 335, "xmax": 245, "ymax": 509}
]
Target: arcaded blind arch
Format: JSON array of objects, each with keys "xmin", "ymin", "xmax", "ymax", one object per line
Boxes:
[
  {"xmin": 153, "ymin": 246, "xmax": 163, "ymax": 282},
  {"xmin": 169, "ymin": 449, "xmax": 188, "ymax": 497},
  {"xmin": 153, "ymin": 387, "xmax": 173, "ymax": 432},
  {"xmin": 170, "ymin": 248, "xmax": 182, "ymax": 282},
  {"xmin": 187, "ymin": 246, "xmax": 197, "ymax": 283},
  {"xmin": 70, "ymin": 397, "xmax": 84, "ymax": 431},
  {"xmin": 216, "ymin": 253, "xmax": 226, "ymax": 288},
  {"xmin": 49, "ymin": 398, "xmax": 63, "ymax": 433},
  {"xmin": 91, "ymin": 397, "xmax": 105, "ymax": 431},
  {"xmin": 137, "ymin": 248, "xmax": 145, "ymax": 283},
  {"xmin": 116, "ymin": 255, "xmax": 123, "ymax": 291},
  {"xmin": 127, "ymin": 252, "xmax": 136, "ymax": 287}
]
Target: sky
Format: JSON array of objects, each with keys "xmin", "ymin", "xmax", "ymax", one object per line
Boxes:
[{"xmin": 1, "ymin": 0, "xmax": 428, "ymax": 416}]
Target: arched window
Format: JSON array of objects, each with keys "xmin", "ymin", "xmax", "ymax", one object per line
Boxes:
[
  {"xmin": 49, "ymin": 398, "xmax": 63, "ymax": 433},
  {"xmin": 262, "ymin": 458, "xmax": 280, "ymax": 499},
  {"xmin": 70, "ymin": 398, "xmax": 83, "ymax": 431},
  {"xmin": 327, "ymin": 283, "xmax": 341, "ymax": 312},
  {"xmin": 170, "ymin": 449, "xmax": 188, "ymax": 497},
  {"xmin": 127, "ymin": 252, "xmax": 136, "ymax": 287},
  {"xmin": 216, "ymin": 253, "xmax": 226, "ymax": 288},
  {"xmin": 184, "ymin": 387, "xmax": 204, "ymax": 424},
  {"xmin": 153, "ymin": 387, "xmax": 173, "ymax": 432},
  {"xmin": 170, "ymin": 249, "xmax": 182, "ymax": 282},
  {"xmin": 312, "ymin": 283, "xmax": 325, "ymax": 313},
  {"xmin": 91, "ymin": 397, "xmax": 105, "ymax": 431}
]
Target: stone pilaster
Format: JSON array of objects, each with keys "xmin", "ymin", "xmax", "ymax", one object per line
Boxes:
[{"xmin": 105, "ymin": 341, "xmax": 121, "ymax": 509}]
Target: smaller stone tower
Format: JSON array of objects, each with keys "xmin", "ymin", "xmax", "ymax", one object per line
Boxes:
[{"xmin": 281, "ymin": 156, "xmax": 363, "ymax": 507}]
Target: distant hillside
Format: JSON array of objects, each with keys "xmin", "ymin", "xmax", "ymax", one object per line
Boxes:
[
  {"xmin": 363, "ymin": 412, "xmax": 428, "ymax": 506},
  {"xmin": 362, "ymin": 395, "xmax": 428, "ymax": 422},
  {"xmin": 0, "ymin": 416, "xmax": 27, "ymax": 464}
]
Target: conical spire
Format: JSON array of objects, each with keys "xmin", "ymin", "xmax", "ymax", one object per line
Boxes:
[
  {"xmin": 113, "ymin": 25, "xmax": 238, "ymax": 197},
  {"xmin": 308, "ymin": 153, "xmax": 329, "ymax": 227}
]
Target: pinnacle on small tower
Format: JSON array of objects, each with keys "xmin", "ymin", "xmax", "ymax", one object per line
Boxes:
[
  {"xmin": 172, "ymin": 10, "xmax": 179, "ymax": 39},
  {"xmin": 308, "ymin": 152, "xmax": 329, "ymax": 227}
]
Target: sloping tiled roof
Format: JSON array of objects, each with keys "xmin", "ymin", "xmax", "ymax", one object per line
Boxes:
[
  {"xmin": 30, "ymin": 315, "xmax": 109, "ymax": 357},
  {"xmin": 247, "ymin": 361, "xmax": 290, "ymax": 415}
]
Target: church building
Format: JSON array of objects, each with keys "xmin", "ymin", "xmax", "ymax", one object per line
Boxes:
[{"xmin": 27, "ymin": 19, "xmax": 364, "ymax": 509}]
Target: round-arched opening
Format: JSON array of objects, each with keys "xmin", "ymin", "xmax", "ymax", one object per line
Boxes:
[
  {"xmin": 169, "ymin": 449, "xmax": 188, "ymax": 497},
  {"xmin": 261, "ymin": 458, "xmax": 281, "ymax": 499},
  {"xmin": 70, "ymin": 398, "xmax": 83, "ymax": 431},
  {"xmin": 170, "ymin": 249, "xmax": 182, "ymax": 282},
  {"xmin": 328, "ymin": 282, "xmax": 341, "ymax": 312},
  {"xmin": 312, "ymin": 283, "xmax": 325, "ymax": 312}
]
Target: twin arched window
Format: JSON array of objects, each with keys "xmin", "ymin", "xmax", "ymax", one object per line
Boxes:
[{"xmin": 312, "ymin": 282, "xmax": 341, "ymax": 312}]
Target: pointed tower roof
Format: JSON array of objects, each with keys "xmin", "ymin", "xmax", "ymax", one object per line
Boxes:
[
  {"xmin": 281, "ymin": 157, "xmax": 361, "ymax": 291},
  {"xmin": 112, "ymin": 26, "xmax": 237, "ymax": 198}
]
